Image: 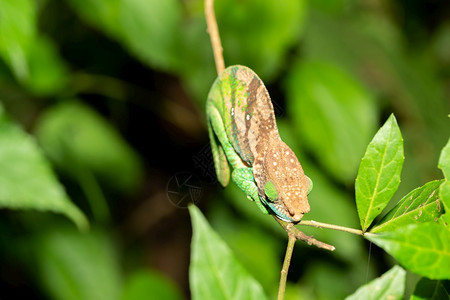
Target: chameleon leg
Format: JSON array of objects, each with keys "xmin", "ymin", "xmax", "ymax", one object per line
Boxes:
[
  {"xmin": 232, "ymin": 168, "xmax": 269, "ymax": 215},
  {"xmin": 207, "ymin": 105, "xmax": 268, "ymax": 214},
  {"xmin": 207, "ymin": 119, "xmax": 230, "ymax": 187},
  {"xmin": 207, "ymin": 105, "xmax": 247, "ymax": 170}
]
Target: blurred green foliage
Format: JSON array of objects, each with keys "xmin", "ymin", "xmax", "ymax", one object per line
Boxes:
[
  {"xmin": 0, "ymin": 0, "xmax": 68, "ymax": 94},
  {"xmin": 410, "ymin": 277, "xmax": 450, "ymax": 300},
  {"xmin": 36, "ymin": 228, "xmax": 122, "ymax": 300},
  {"xmin": 35, "ymin": 100, "xmax": 143, "ymax": 195},
  {"xmin": 345, "ymin": 265, "xmax": 406, "ymax": 300},
  {"xmin": 0, "ymin": 104, "xmax": 88, "ymax": 229},
  {"xmin": 287, "ymin": 60, "xmax": 377, "ymax": 183},
  {"xmin": 0, "ymin": 0, "xmax": 449, "ymax": 299},
  {"xmin": 120, "ymin": 270, "xmax": 184, "ymax": 300},
  {"xmin": 189, "ymin": 205, "xmax": 267, "ymax": 300}
]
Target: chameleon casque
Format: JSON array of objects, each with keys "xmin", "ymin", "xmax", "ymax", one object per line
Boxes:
[{"xmin": 206, "ymin": 65, "xmax": 312, "ymax": 222}]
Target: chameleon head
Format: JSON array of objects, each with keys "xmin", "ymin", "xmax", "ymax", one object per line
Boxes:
[{"xmin": 260, "ymin": 139, "xmax": 311, "ymax": 222}]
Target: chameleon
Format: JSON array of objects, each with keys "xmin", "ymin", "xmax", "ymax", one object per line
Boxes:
[{"xmin": 206, "ymin": 65, "xmax": 312, "ymax": 222}]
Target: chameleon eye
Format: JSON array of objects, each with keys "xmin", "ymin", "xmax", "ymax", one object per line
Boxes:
[
  {"xmin": 264, "ymin": 181, "xmax": 278, "ymax": 202},
  {"xmin": 306, "ymin": 176, "xmax": 313, "ymax": 195}
]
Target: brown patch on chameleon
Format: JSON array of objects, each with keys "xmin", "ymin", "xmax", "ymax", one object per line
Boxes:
[{"xmin": 254, "ymin": 136, "xmax": 311, "ymax": 222}]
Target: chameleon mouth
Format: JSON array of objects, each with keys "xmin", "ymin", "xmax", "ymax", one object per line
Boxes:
[{"xmin": 262, "ymin": 199, "xmax": 300, "ymax": 223}]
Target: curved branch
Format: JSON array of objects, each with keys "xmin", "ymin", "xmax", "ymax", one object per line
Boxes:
[
  {"xmin": 205, "ymin": 0, "xmax": 225, "ymax": 74},
  {"xmin": 273, "ymin": 217, "xmax": 335, "ymax": 251}
]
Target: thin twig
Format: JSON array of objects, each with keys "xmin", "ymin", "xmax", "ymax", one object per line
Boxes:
[
  {"xmin": 205, "ymin": 0, "xmax": 225, "ymax": 74},
  {"xmin": 277, "ymin": 233, "xmax": 296, "ymax": 300},
  {"xmin": 274, "ymin": 217, "xmax": 335, "ymax": 251},
  {"xmin": 298, "ymin": 220, "xmax": 364, "ymax": 236}
]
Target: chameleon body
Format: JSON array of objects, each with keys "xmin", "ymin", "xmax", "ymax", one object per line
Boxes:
[{"xmin": 206, "ymin": 65, "xmax": 312, "ymax": 222}]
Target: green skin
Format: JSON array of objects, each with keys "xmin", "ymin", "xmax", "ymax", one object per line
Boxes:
[{"xmin": 206, "ymin": 65, "xmax": 312, "ymax": 222}]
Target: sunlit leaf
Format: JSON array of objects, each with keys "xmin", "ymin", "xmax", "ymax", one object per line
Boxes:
[
  {"xmin": 37, "ymin": 228, "xmax": 121, "ymax": 300},
  {"xmin": 0, "ymin": 110, "xmax": 88, "ymax": 230},
  {"xmin": 367, "ymin": 223, "xmax": 450, "ymax": 279},
  {"xmin": 371, "ymin": 180, "xmax": 444, "ymax": 233},
  {"xmin": 121, "ymin": 270, "xmax": 183, "ymax": 300},
  {"xmin": 345, "ymin": 265, "xmax": 406, "ymax": 300},
  {"xmin": 410, "ymin": 277, "xmax": 450, "ymax": 300},
  {"xmin": 189, "ymin": 205, "xmax": 267, "ymax": 300},
  {"xmin": 286, "ymin": 60, "xmax": 377, "ymax": 183},
  {"xmin": 35, "ymin": 100, "xmax": 143, "ymax": 194},
  {"xmin": 355, "ymin": 114, "xmax": 404, "ymax": 231}
]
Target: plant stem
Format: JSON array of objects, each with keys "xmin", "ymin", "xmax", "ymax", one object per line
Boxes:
[
  {"xmin": 205, "ymin": 0, "xmax": 225, "ymax": 75},
  {"xmin": 298, "ymin": 220, "xmax": 364, "ymax": 236},
  {"xmin": 274, "ymin": 217, "xmax": 335, "ymax": 251},
  {"xmin": 277, "ymin": 233, "xmax": 296, "ymax": 300}
]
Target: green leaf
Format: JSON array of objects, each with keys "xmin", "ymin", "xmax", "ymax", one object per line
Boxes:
[
  {"xmin": 371, "ymin": 180, "xmax": 444, "ymax": 233},
  {"xmin": 355, "ymin": 114, "xmax": 404, "ymax": 231},
  {"xmin": 118, "ymin": 0, "xmax": 183, "ymax": 71},
  {"xmin": 345, "ymin": 265, "xmax": 406, "ymax": 300},
  {"xmin": 37, "ymin": 228, "xmax": 122, "ymax": 300},
  {"xmin": 25, "ymin": 36, "xmax": 68, "ymax": 95},
  {"xmin": 208, "ymin": 202, "xmax": 281, "ymax": 293},
  {"xmin": 0, "ymin": 0, "xmax": 68, "ymax": 95},
  {"xmin": 286, "ymin": 60, "xmax": 377, "ymax": 183},
  {"xmin": 0, "ymin": 110, "xmax": 88, "ymax": 230},
  {"xmin": 35, "ymin": 100, "xmax": 143, "ymax": 194},
  {"xmin": 438, "ymin": 138, "xmax": 450, "ymax": 226},
  {"xmin": 410, "ymin": 278, "xmax": 450, "ymax": 300},
  {"xmin": 0, "ymin": 0, "xmax": 36, "ymax": 81},
  {"xmin": 367, "ymin": 223, "xmax": 450, "ymax": 279},
  {"xmin": 189, "ymin": 205, "xmax": 267, "ymax": 300},
  {"xmin": 121, "ymin": 270, "xmax": 183, "ymax": 300}
]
